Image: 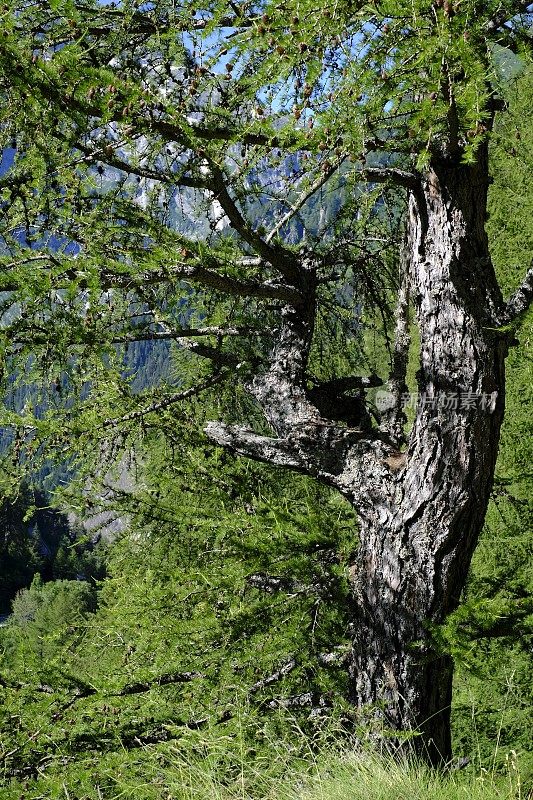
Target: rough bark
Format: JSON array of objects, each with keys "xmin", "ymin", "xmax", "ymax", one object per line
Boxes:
[
  {"xmin": 206, "ymin": 148, "xmax": 518, "ymax": 764},
  {"xmin": 345, "ymin": 152, "xmax": 508, "ymax": 763},
  {"xmin": 346, "ymin": 153, "xmax": 509, "ymax": 763}
]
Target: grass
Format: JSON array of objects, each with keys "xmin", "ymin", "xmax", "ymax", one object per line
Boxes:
[
  {"xmin": 282, "ymin": 750, "xmax": 524, "ymax": 800},
  {"xmin": 2, "ymin": 736, "xmax": 526, "ymax": 800}
]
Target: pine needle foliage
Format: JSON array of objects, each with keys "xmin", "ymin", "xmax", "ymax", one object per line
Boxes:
[{"xmin": 445, "ymin": 64, "xmax": 533, "ymax": 775}]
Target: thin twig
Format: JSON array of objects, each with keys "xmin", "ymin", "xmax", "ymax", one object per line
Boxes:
[{"xmin": 102, "ymin": 372, "xmax": 226, "ymax": 428}]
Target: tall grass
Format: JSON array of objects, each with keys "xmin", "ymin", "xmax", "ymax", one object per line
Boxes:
[
  {"xmin": 2, "ymin": 736, "xmax": 525, "ymax": 800},
  {"xmin": 281, "ymin": 750, "xmax": 524, "ymax": 800},
  {"xmin": 156, "ymin": 745, "xmax": 524, "ymax": 800}
]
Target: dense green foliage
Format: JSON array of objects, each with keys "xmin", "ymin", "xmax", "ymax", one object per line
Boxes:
[
  {"xmin": 447, "ymin": 65, "xmax": 533, "ymax": 772},
  {"xmin": 0, "ymin": 417, "xmax": 357, "ymax": 780},
  {"xmin": 0, "ymin": 485, "xmax": 42, "ymax": 614},
  {"xmin": 2, "ymin": 0, "xmax": 529, "ymax": 475}
]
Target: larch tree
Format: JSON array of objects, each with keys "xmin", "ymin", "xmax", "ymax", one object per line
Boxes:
[{"xmin": 0, "ymin": 0, "xmax": 532, "ymax": 764}]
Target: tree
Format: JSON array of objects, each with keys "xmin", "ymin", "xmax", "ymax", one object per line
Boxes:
[{"xmin": 0, "ymin": 0, "xmax": 532, "ymax": 764}]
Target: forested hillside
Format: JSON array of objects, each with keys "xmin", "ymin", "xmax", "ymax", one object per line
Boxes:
[{"xmin": 0, "ymin": 0, "xmax": 532, "ymax": 797}]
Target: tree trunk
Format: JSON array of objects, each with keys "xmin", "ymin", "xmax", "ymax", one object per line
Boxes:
[
  {"xmin": 347, "ymin": 152, "xmax": 508, "ymax": 764},
  {"xmin": 206, "ymin": 150, "xmax": 515, "ymax": 765}
]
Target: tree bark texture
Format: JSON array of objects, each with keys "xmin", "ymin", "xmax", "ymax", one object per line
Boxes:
[
  {"xmin": 206, "ymin": 150, "xmax": 512, "ymax": 764},
  {"xmin": 348, "ymin": 154, "xmax": 508, "ymax": 763}
]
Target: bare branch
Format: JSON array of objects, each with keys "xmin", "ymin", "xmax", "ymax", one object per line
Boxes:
[
  {"xmin": 265, "ymin": 157, "xmax": 346, "ymax": 244},
  {"xmin": 204, "ymin": 420, "xmax": 386, "ymax": 505},
  {"xmin": 204, "ymin": 422, "xmax": 307, "ymax": 470},
  {"xmin": 249, "ymin": 659, "xmax": 296, "ymax": 694},
  {"xmin": 110, "ymin": 326, "xmax": 247, "ymax": 344},
  {"xmin": 358, "ymin": 167, "xmax": 419, "ymax": 189}
]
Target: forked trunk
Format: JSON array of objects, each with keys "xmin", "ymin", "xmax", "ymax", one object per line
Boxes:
[
  {"xmin": 347, "ymin": 152, "xmax": 507, "ymax": 764},
  {"xmin": 206, "ymin": 150, "xmax": 514, "ymax": 765}
]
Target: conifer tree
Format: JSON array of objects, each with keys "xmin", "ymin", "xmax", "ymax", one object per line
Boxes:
[{"xmin": 0, "ymin": 0, "xmax": 532, "ymax": 762}]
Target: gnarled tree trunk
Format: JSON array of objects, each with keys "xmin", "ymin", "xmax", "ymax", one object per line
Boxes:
[
  {"xmin": 206, "ymin": 149, "xmax": 530, "ymax": 764},
  {"xmin": 347, "ymin": 153, "xmax": 508, "ymax": 763}
]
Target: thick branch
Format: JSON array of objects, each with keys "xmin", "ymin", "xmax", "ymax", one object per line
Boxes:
[
  {"xmin": 311, "ymin": 374, "xmax": 383, "ymax": 393},
  {"xmin": 111, "ymin": 326, "xmax": 246, "ymax": 344},
  {"xmin": 152, "ymin": 117, "xmax": 294, "ymax": 149},
  {"xmin": 205, "ymin": 422, "xmax": 307, "ymax": 470},
  {"xmin": 379, "ymin": 235, "xmax": 411, "ymax": 445},
  {"xmin": 0, "ymin": 261, "xmax": 302, "ymax": 303},
  {"xmin": 209, "ymin": 165, "xmax": 299, "ymax": 281},
  {"xmin": 180, "ymin": 341, "xmax": 241, "ymax": 367},
  {"xmin": 205, "ymin": 420, "xmax": 392, "ymax": 514},
  {"xmin": 117, "ymin": 263, "xmax": 302, "ymax": 301},
  {"xmin": 496, "ymin": 265, "xmax": 533, "ymax": 326},
  {"xmin": 358, "ymin": 167, "xmax": 420, "ymax": 189}
]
